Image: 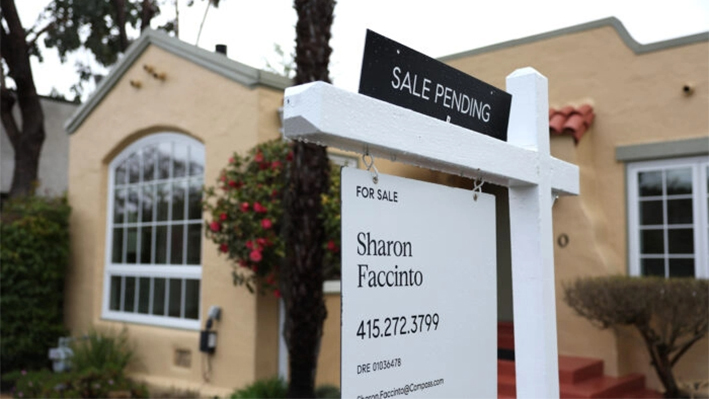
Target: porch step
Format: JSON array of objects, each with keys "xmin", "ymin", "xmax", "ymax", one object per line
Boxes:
[{"xmin": 497, "ymin": 357, "xmax": 661, "ymax": 399}]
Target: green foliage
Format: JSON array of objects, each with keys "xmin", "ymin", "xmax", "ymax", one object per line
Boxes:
[
  {"xmin": 203, "ymin": 139, "xmax": 341, "ymax": 296},
  {"xmin": 70, "ymin": 329, "xmax": 134, "ymax": 374},
  {"xmin": 230, "ymin": 377, "xmax": 341, "ymax": 399},
  {"xmin": 230, "ymin": 376, "xmax": 287, "ymax": 399},
  {"xmin": 564, "ymin": 276, "xmax": 709, "ymax": 398},
  {"xmin": 6, "ymin": 329, "xmax": 146, "ymax": 398},
  {"xmin": 6, "ymin": 368, "xmax": 148, "ymax": 399},
  {"xmin": 0, "ymin": 195, "xmax": 71, "ymax": 375}
]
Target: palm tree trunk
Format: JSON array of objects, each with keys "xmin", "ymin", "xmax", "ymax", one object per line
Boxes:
[{"xmin": 283, "ymin": 0, "xmax": 335, "ymax": 397}]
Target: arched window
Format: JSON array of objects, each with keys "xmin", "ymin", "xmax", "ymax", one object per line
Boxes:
[{"xmin": 103, "ymin": 133, "xmax": 204, "ymax": 329}]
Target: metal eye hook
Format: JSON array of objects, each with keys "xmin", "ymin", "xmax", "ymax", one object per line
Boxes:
[{"xmin": 362, "ymin": 152, "xmax": 379, "ymax": 184}]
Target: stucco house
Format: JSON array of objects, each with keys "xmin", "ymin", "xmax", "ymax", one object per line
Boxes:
[{"xmin": 63, "ymin": 18, "xmax": 707, "ymax": 397}]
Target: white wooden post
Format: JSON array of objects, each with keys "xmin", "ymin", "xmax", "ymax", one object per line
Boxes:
[
  {"xmin": 282, "ymin": 67, "xmax": 578, "ymax": 398},
  {"xmin": 507, "ymin": 68, "xmax": 560, "ymax": 398}
]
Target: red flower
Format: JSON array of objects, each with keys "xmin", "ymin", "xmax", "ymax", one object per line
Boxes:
[
  {"xmin": 229, "ymin": 157, "xmax": 235, "ymax": 164},
  {"xmin": 256, "ymin": 238, "xmax": 267, "ymax": 247},
  {"xmin": 261, "ymin": 218, "xmax": 272, "ymax": 229},
  {"xmin": 249, "ymin": 250, "xmax": 262, "ymax": 263},
  {"xmin": 271, "ymin": 189, "xmax": 278, "ymax": 198},
  {"xmin": 259, "ymin": 162, "xmax": 269, "ymax": 170},
  {"xmin": 209, "ymin": 221, "xmax": 221, "ymax": 232},
  {"xmin": 327, "ymin": 240, "xmax": 339, "ymax": 253},
  {"xmin": 286, "ymin": 151, "xmax": 294, "ymax": 161},
  {"xmin": 246, "ymin": 241, "xmax": 253, "ymax": 250},
  {"xmin": 238, "ymin": 259, "xmax": 248, "ymax": 268},
  {"xmin": 241, "ymin": 202, "xmax": 250, "ymax": 212},
  {"xmin": 228, "ymin": 180, "xmax": 237, "ymax": 188},
  {"xmin": 220, "ymin": 243, "xmax": 229, "ymax": 253},
  {"xmin": 254, "ymin": 151, "xmax": 264, "ymax": 163},
  {"xmin": 254, "ymin": 202, "xmax": 267, "ymax": 213},
  {"xmin": 274, "ymin": 289, "xmax": 281, "ymax": 298},
  {"xmin": 266, "ymin": 274, "xmax": 275, "ymax": 284},
  {"xmin": 220, "ymin": 212, "xmax": 227, "ymax": 221},
  {"xmin": 271, "ymin": 161, "xmax": 282, "ymax": 170}
]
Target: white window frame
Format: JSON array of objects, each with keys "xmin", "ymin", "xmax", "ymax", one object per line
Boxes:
[
  {"xmin": 102, "ymin": 133, "xmax": 204, "ymax": 330},
  {"xmin": 627, "ymin": 155, "xmax": 709, "ymax": 278}
]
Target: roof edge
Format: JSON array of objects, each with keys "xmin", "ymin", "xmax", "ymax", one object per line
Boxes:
[
  {"xmin": 439, "ymin": 17, "xmax": 709, "ymax": 62},
  {"xmin": 65, "ymin": 29, "xmax": 292, "ymax": 134}
]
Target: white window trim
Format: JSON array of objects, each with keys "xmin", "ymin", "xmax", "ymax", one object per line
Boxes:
[
  {"xmin": 627, "ymin": 155, "xmax": 709, "ymax": 278},
  {"xmin": 102, "ymin": 132, "xmax": 203, "ymax": 330}
]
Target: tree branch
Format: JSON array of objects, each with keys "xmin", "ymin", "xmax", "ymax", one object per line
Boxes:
[
  {"xmin": 670, "ymin": 332, "xmax": 707, "ymax": 367},
  {"xmin": 26, "ymin": 21, "xmax": 55, "ymax": 49}
]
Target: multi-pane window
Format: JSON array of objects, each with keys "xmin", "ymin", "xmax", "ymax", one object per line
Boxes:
[
  {"xmin": 103, "ymin": 133, "xmax": 204, "ymax": 329},
  {"xmin": 627, "ymin": 156, "xmax": 708, "ymax": 278}
]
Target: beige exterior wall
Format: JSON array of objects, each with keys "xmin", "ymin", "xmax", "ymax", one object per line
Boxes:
[
  {"xmin": 446, "ymin": 24, "xmax": 708, "ymax": 388},
  {"xmin": 66, "ymin": 45, "xmax": 283, "ymax": 395}
]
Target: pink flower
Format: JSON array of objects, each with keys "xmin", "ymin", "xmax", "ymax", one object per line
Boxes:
[
  {"xmin": 220, "ymin": 243, "xmax": 228, "ymax": 253},
  {"xmin": 229, "ymin": 157, "xmax": 235, "ymax": 164},
  {"xmin": 219, "ymin": 212, "xmax": 227, "ymax": 221},
  {"xmin": 271, "ymin": 161, "xmax": 282, "ymax": 170},
  {"xmin": 228, "ymin": 180, "xmax": 237, "ymax": 188},
  {"xmin": 254, "ymin": 151, "xmax": 264, "ymax": 163},
  {"xmin": 246, "ymin": 241, "xmax": 253, "ymax": 250},
  {"xmin": 250, "ymin": 250, "xmax": 262, "ymax": 263},
  {"xmin": 254, "ymin": 202, "xmax": 267, "ymax": 213},
  {"xmin": 209, "ymin": 221, "xmax": 221, "ymax": 232},
  {"xmin": 256, "ymin": 238, "xmax": 267, "ymax": 247},
  {"xmin": 261, "ymin": 218, "xmax": 272, "ymax": 229},
  {"xmin": 240, "ymin": 202, "xmax": 250, "ymax": 212},
  {"xmin": 327, "ymin": 240, "xmax": 339, "ymax": 253}
]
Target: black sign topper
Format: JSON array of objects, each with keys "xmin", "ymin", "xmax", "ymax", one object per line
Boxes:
[{"xmin": 359, "ymin": 30, "xmax": 511, "ymax": 141}]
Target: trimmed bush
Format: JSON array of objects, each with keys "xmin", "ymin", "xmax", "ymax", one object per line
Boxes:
[
  {"xmin": 1, "ymin": 196, "xmax": 71, "ymax": 376},
  {"xmin": 564, "ymin": 276, "xmax": 708, "ymax": 398}
]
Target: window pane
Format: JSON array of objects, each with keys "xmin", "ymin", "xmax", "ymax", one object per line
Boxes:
[
  {"xmin": 157, "ymin": 184, "xmax": 170, "ymax": 221},
  {"xmin": 639, "ymin": 171, "xmax": 662, "ymax": 197},
  {"xmin": 140, "ymin": 227, "xmax": 152, "ymax": 264},
  {"xmin": 124, "ymin": 277, "xmax": 136, "ymax": 312},
  {"xmin": 187, "ymin": 224, "xmax": 202, "ymax": 265},
  {"xmin": 114, "ymin": 188, "xmax": 126, "ymax": 224},
  {"xmin": 158, "ymin": 142, "xmax": 171, "ymax": 180},
  {"xmin": 126, "ymin": 227, "xmax": 138, "ymax": 263},
  {"xmin": 668, "ymin": 228, "xmax": 694, "ymax": 254},
  {"xmin": 640, "ymin": 229, "xmax": 664, "ymax": 254},
  {"xmin": 127, "ymin": 188, "xmax": 139, "ymax": 223},
  {"xmin": 142, "ymin": 146, "xmax": 156, "ymax": 182},
  {"xmin": 172, "ymin": 181, "xmax": 186, "ymax": 221},
  {"xmin": 185, "ymin": 279, "xmax": 200, "ymax": 320},
  {"xmin": 669, "ymin": 259, "xmax": 695, "ymax": 277},
  {"xmin": 188, "ymin": 179, "xmax": 203, "ymax": 220},
  {"xmin": 666, "ymin": 168, "xmax": 692, "ymax": 195},
  {"xmin": 170, "ymin": 225, "xmax": 184, "ymax": 265},
  {"xmin": 128, "ymin": 153, "xmax": 140, "ymax": 184},
  {"xmin": 640, "ymin": 200, "xmax": 663, "ymax": 225},
  {"xmin": 173, "ymin": 143, "xmax": 188, "ymax": 178},
  {"xmin": 115, "ymin": 162, "xmax": 127, "ymax": 185},
  {"xmin": 155, "ymin": 226, "xmax": 168, "ymax": 264},
  {"xmin": 110, "ymin": 276, "xmax": 122, "ymax": 310},
  {"xmin": 190, "ymin": 148, "xmax": 205, "ymax": 176},
  {"xmin": 168, "ymin": 279, "xmax": 182, "ymax": 318},
  {"xmin": 112, "ymin": 228, "xmax": 124, "ymax": 263},
  {"xmin": 153, "ymin": 278, "xmax": 166, "ymax": 315},
  {"xmin": 138, "ymin": 277, "xmax": 150, "ymax": 314},
  {"xmin": 642, "ymin": 259, "xmax": 665, "ymax": 277},
  {"xmin": 141, "ymin": 185, "xmax": 154, "ymax": 223},
  {"xmin": 667, "ymin": 199, "xmax": 692, "ymax": 225}
]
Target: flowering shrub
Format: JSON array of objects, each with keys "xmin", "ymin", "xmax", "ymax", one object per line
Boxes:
[{"xmin": 204, "ymin": 139, "xmax": 341, "ymax": 295}]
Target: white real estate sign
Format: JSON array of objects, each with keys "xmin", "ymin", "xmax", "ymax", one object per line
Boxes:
[{"xmin": 340, "ymin": 168, "xmax": 497, "ymax": 398}]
